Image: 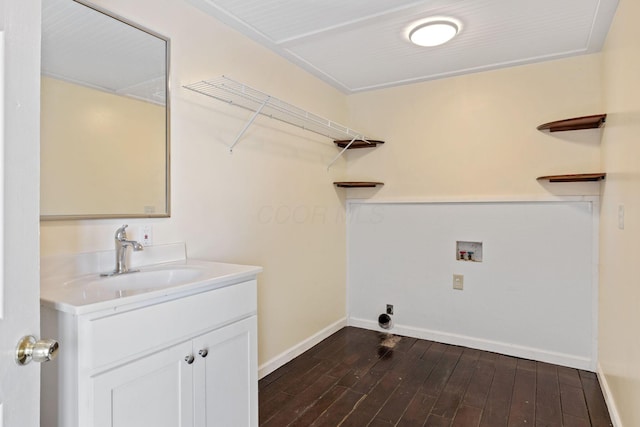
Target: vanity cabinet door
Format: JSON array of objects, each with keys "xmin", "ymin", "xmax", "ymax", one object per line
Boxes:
[
  {"xmin": 92, "ymin": 340, "xmax": 195, "ymax": 427},
  {"xmin": 193, "ymin": 316, "xmax": 258, "ymax": 427}
]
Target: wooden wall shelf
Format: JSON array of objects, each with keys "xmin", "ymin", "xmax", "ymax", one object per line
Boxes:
[
  {"xmin": 334, "ymin": 181, "xmax": 383, "ymax": 188},
  {"xmin": 537, "ymin": 114, "xmax": 606, "ymax": 132},
  {"xmin": 537, "ymin": 173, "xmax": 606, "ymax": 182},
  {"xmin": 334, "ymin": 140, "xmax": 385, "ymax": 149}
]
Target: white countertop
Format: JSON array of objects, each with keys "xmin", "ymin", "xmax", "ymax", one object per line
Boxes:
[{"xmin": 41, "ymin": 258, "xmax": 262, "ymax": 315}]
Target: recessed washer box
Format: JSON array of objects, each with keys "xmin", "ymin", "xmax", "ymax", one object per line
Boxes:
[{"xmin": 456, "ymin": 241, "xmax": 483, "ymax": 262}]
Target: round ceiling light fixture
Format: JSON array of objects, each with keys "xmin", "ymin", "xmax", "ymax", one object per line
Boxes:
[{"xmin": 409, "ymin": 18, "xmax": 460, "ymax": 47}]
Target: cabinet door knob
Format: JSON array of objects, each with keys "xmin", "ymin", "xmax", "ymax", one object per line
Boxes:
[
  {"xmin": 198, "ymin": 349, "xmax": 208, "ymax": 358},
  {"xmin": 184, "ymin": 354, "xmax": 195, "ymax": 364}
]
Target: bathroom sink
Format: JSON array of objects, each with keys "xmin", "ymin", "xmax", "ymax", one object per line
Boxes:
[
  {"xmin": 40, "ymin": 259, "xmax": 263, "ymax": 314},
  {"xmin": 88, "ymin": 267, "xmax": 205, "ymax": 291},
  {"xmin": 63, "ymin": 265, "xmax": 208, "ymax": 299}
]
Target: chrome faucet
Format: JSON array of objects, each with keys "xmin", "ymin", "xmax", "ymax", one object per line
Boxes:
[{"xmin": 102, "ymin": 224, "xmax": 144, "ymax": 276}]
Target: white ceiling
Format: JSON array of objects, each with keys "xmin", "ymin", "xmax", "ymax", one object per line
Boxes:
[
  {"xmin": 186, "ymin": 0, "xmax": 619, "ymax": 94},
  {"xmin": 41, "ymin": 0, "xmax": 167, "ymax": 104}
]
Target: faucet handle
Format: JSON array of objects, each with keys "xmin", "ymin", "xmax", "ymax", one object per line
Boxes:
[{"xmin": 115, "ymin": 224, "xmax": 129, "ymax": 240}]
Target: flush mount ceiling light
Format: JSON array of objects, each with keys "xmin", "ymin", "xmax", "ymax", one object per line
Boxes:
[{"xmin": 409, "ymin": 18, "xmax": 460, "ymax": 47}]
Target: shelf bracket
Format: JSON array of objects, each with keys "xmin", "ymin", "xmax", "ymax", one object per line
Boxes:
[
  {"xmin": 183, "ymin": 77, "xmax": 380, "ymax": 165},
  {"xmin": 327, "ymin": 135, "xmax": 366, "ymax": 170},
  {"xmin": 229, "ymin": 96, "xmax": 271, "ymax": 153}
]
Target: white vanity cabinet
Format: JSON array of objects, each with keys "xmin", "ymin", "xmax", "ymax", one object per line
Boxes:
[
  {"xmin": 92, "ymin": 339, "xmax": 195, "ymax": 427},
  {"xmin": 41, "ymin": 262, "xmax": 260, "ymax": 427},
  {"xmin": 91, "ymin": 316, "xmax": 257, "ymax": 427},
  {"xmin": 193, "ymin": 316, "xmax": 257, "ymax": 427}
]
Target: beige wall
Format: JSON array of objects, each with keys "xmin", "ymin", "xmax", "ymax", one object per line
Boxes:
[
  {"xmin": 600, "ymin": 0, "xmax": 640, "ymax": 425},
  {"xmin": 41, "ymin": 77, "xmax": 166, "ymax": 216},
  {"xmin": 346, "ymin": 54, "xmax": 603, "ymax": 199},
  {"xmin": 39, "ymin": 0, "xmax": 349, "ymax": 367}
]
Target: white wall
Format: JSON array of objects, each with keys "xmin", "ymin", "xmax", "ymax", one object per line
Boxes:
[
  {"xmin": 39, "ymin": 0, "xmax": 350, "ymax": 368},
  {"xmin": 347, "ymin": 200, "xmax": 598, "ymax": 370},
  {"xmin": 599, "ymin": 0, "xmax": 640, "ymax": 425}
]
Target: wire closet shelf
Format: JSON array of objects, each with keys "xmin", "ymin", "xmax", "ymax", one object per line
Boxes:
[{"xmin": 183, "ymin": 76, "xmax": 375, "ymax": 168}]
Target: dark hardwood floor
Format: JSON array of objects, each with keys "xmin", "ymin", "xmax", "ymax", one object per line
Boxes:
[{"xmin": 258, "ymin": 327, "xmax": 612, "ymax": 427}]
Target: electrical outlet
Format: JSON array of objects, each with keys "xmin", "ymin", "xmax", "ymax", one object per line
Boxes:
[
  {"xmin": 142, "ymin": 225, "xmax": 153, "ymax": 246},
  {"xmin": 453, "ymin": 274, "xmax": 464, "ymax": 290},
  {"xmin": 386, "ymin": 304, "xmax": 394, "ymax": 315}
]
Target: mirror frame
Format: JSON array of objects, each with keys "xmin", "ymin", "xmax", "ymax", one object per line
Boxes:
[{"xmin": 41, "ymin": 0, "xmax": 171, "ymax": 220}]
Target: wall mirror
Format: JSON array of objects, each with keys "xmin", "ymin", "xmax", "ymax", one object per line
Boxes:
[{"xmin": 40, "ymin": 0, "xmax": 170, "ymax": 220}]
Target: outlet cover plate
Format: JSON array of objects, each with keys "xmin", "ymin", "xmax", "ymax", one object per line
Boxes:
[{"xmin": 453, "ymin": 274, "xmax": 464, "ymax": 290}]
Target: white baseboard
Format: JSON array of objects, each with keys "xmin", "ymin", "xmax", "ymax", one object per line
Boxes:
[
  {"xmin": 258, "ymin": 317, "xmax": 347, "ymax": 379},
  {"xmin": 597, "ymin": 363, "xmax": 623, "ymax": 427},
  {"xmin": 348, "ymin": 317, "xmax": 594, "ymax": 371}
]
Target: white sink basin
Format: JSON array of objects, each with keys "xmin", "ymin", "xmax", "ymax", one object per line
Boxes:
[
  {"xmin": 59, "ymin": 264, "xmax": 210, "ymax": 301},
  {"xmin": 86, "ymin": 267, "xmax": 205, "ymax": 292},
  {"xmin": 40, "ymin": 259, "xmax": 263, "ymax": 314}
]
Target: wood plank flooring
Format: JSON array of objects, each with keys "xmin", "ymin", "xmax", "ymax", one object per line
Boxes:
[{"xmin": 258, "ymin": 327, "xmax": 612, "ymax": 427}]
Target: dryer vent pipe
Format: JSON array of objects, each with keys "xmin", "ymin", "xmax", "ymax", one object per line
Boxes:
[{"xmin": 378, "ymin": 313, "xmax": 392, "ymax": 330}]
